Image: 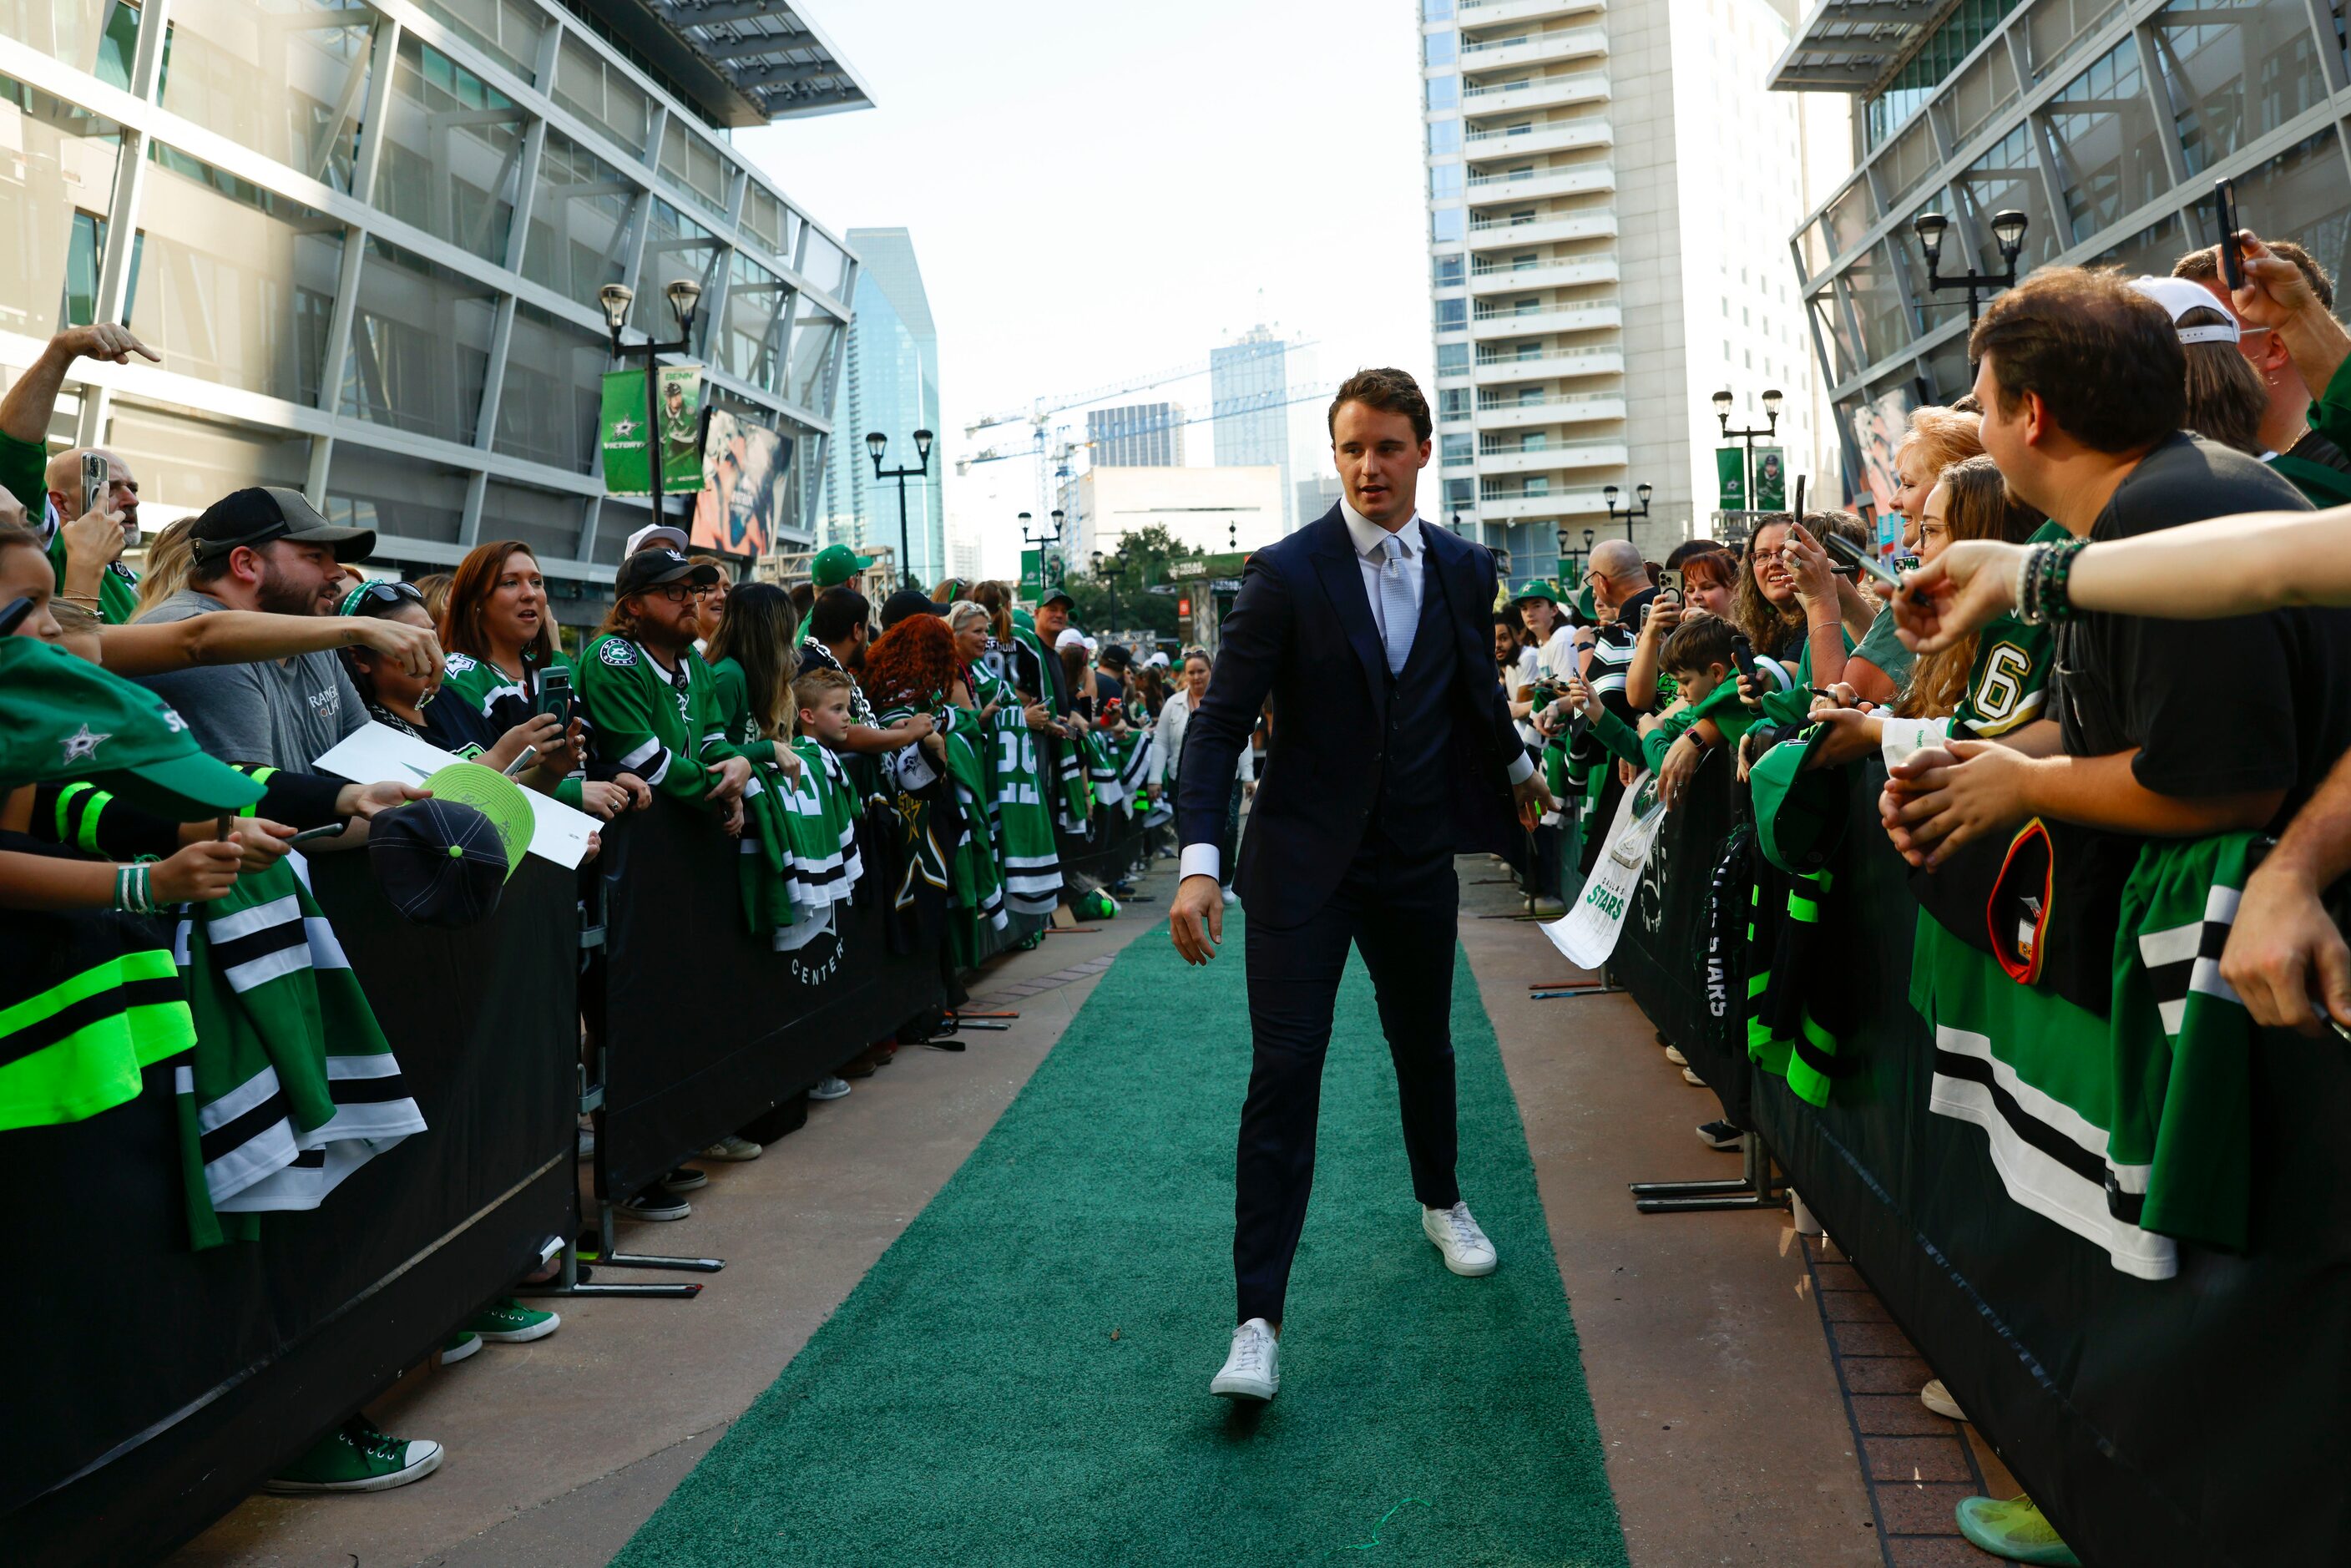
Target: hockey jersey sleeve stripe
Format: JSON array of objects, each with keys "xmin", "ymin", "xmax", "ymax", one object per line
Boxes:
[
  {"xmin": 304, "ymin": 915, "xmax": 351, "ymax": 972},
  {"xmin": 205, "ymin": 893, "xmax": 305, "ymax": 948},
  {"xmin": 0, "ymin": 969, "xmax": 183, "ymax": 1070},
  {"xmin": 617, "ymin": 736, "xmax": 665, "ymax": 772},
  {"xmin": 1933, "ymin": 1024, "xmax": 2118, "ymax": 1176}
]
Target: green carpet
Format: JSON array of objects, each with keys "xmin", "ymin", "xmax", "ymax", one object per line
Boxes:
[{"xmin": 614, "ymin": 914, "xmax": 1629, "ymax": 1568}]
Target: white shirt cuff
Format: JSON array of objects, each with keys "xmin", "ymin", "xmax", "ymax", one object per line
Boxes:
[
  {"xmin": 1179, "ymin": 842, "xmax": 1222, "ymax": 883},
  {"xmin": 1505, "ymin": 751, "xmax": 1535, "ymax": 786}
]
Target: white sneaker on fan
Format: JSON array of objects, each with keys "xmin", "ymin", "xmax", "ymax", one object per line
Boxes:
[
  {"xmin": 1210, "ymin": 1318, "xmax": 1280, "ymax": 1401},
  {"xmin": 1423, "ymin": 1201, "xmax": 1499, "ymax": 1276}
]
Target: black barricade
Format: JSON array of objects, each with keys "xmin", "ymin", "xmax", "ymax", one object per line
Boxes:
[
  {"xmin": 1054, "ymin": 804, "xmax": 1146, "ymax": 899},
  {"xmin": 1611, "ymin": 760, "xmax": 2351, "ymax": 1567},
  {"xmin": 6, "ymin": 851, "xmax": 580, "ymax": 1566},
  {"xmin": 596, "ymin": 797, "xmax": 946, "ymax": 1202}
]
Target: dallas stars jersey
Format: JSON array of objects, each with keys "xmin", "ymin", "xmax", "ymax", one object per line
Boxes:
[
  {"xmin": 577, "ymin": 634, "xmax": 731, "ymax": 808},
  {"xmin": 1914, "ymin": 831, "xmax": 2262, "ymax": 1278},
  {"xmin": 1951, "ymin": 520, "xmax": 2068, "ymax": 736},
  {"xmin": 985, "ymin": 711, "xmax": 1064, "ymax": 914},
  {"xmin": 173, "ymin": 853, "xmax": 425, "ymax": 1248},
  {"xmin": 430, "ymin": 650, "xmax": 591, "ymax": 812},
  {"xmin": 0, "ymin": 833, "xmax": 192, "ymax": 1131},
  {"xmin": 877, "ymin": 694, "xmax": 1008, "ymax": 958},
  {"xmin": 772, "ymin": 737, "xmax": 863, "ymax": 918}
]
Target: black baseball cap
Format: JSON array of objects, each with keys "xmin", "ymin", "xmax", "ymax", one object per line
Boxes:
[
  {"xmin": 879, "ymin": 587, "xmax": 945, "ymax": 630},
  {"xmin": 367, "ymin": 797, "xmax": 510, "ymax": 929},
  {"xmin": 190, "ymin": 487, "xmax": 375, "ymax": 567},
  {"xmin": 1039, "ymin": 586, "xmax": 1074, "ymax": 609},
  {"xmin": 614, "ymin": 547, "xmax": 720, "ymax": 599}
]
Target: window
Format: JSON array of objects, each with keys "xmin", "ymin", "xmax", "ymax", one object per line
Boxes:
[
  {"xmin": 1426, "ymin": 75, "xmax": 1459, "ymax": 110},
  {"xmin": 1522, "ymin": 476, "xmax": 1551, "ymax": 497},
  {"xmin": 1438, "ymin": 341, "xmax": 1470, "ymax": 375},
  {"xmin": 2154, "ymin": 0, "xmax": 2330, "ymax": 175},
  {"xmin": 341, "ymin": 235, "xmax": 496, "ymax": 444},
  {"xmin": 1432, "ymin": 252, "xmax": 1465, "ymax": 287},
  {"xmin": 1517, "ymin": 385, "xmax": 1544, "ymax": 405},
  {"xmin": 1430, "ymin": 164, "xmax": 1464, "ymax": 200},
  {"xmin": 1438, "ymin": 387, "xmax": 1472, "ymax": 418},
  {"xmin": 495, "ymin": 302, "xmax": 605, "ymax": 470},
  {"xmin": 1514, "ymin": 341, "xmax": 1544, "ymax": 361},
  {"xmin": 1423, "ymin": 0, "xmax": 1454, "ymax": 18},
  {"xmin": 1443, "ymin": 478, "xmax": 1476, "ymax": 508},
  {"xmin": 1512, "ymin": 252, "xmax": 1539, "ymax": 271},
  {"xmin": 1434, "ymin": 296, "xmax": 1468, "ymax": 332},
  {"xmin": 377, "ymin": 35, "xmax": 524, "ymax": 266},
  {"xmin": 1432, "ymin": 206, "xmax": 1464, "ymax": 243},
  {"xmin": 1424, "ymin": 30, "xmax": 1458, "ymax": 67},
  {"xmin": 155, "ymin": 0, "xmax": 372, "ymax": 190},
  {"xmin": 1441, "ymin": 432, "xmax": 1474, "ymax": 465},
  {"xmin": 523, "ymin": 130, "xmax": 634, "ymax": 298},
  {"xmin": 2045, "ymin": 37, "xmax": 2170, "ymax": 243},
  {"xmin": 1514, "ymin": 296, "xmax": 1541, "ymax": 316},
  {"xmin": 1428, "ymin": 119, "xmax": 1461, "ymax": 155},
  {"xmin": 1509, "ymin": 208, "xmax": 1536, "ymax": 226}
]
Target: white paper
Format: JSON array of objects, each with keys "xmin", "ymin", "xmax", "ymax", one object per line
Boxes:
[
  {"xmin": 1540, "ymin": 771, "xmax": 1667, "ymax": 970},
  {"xmin": 313, "ymin": 721, "xmax": 597, "ymax": 869}
]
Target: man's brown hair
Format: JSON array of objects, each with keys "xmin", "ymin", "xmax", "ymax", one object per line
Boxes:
[
  {"xmin": 2172, "ymin": 239, "xmax": 2336, "ymax": 311},
  {"xmin": 1969, "ymin": 268, "xmax": 2184, "ymax": 453},
  {"xmin": 1328, "ymin": 367, "xmax": 1433, "ymax": 444}
]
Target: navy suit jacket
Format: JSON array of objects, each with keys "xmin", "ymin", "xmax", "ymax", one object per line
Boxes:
[{"xmin": 1176, "ymin": 507, "xmax": 1524, "ymax": 928}]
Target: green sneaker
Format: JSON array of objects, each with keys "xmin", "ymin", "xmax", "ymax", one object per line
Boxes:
[
  {"xmin": 440, "ymin": 1329, "xmax": 482, "ymax": 1365},
  {"xmin": 1954, "ymin": 1495, "xmax": 2081, "ymax": 1566},
  {"xmin": 262, "ymin": 1414, "xmax": 442, "ymax": 1494},
  {"xmin": 465, "ymin": 1297, "xmax": 561, "ymax": 1343}
]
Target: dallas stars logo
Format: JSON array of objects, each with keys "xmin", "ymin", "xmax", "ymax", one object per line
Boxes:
[
  {"xmin": 60, "ymin": 723, "xmax": 109, "ymax": 763},
  {"xmin": 609, "ymin": 415, "xmax": 640, "ymax": 440}
]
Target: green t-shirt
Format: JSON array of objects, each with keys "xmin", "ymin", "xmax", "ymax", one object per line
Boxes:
[
  {"xmin": 1848, "ymin": 604, "xmax": 1915, "ymax": 690},
  {"xmin": 0, "ymin": 431, "xmax": 138, "ymax": 623}
]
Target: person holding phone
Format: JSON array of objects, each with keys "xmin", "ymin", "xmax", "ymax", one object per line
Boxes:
[{"xmin": 0, "ymin": 325, "xmax": 160, "ymax": 625}]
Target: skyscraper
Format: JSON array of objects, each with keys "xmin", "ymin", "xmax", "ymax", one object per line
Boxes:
[
  {"xmin": 1087, "ymin": 402, "xmax": 1186, "ymax": 468},
  {"xmin": 1421, "ymin": 0, "xmax": 1829, "ymax": 582},
  {"xmin": 1211, "ymin": 326, "xmax": 1292, "ymax": 530},
  {"xmin": 825, "ymin": 227, "xmax": 943, "ymax": 583}
]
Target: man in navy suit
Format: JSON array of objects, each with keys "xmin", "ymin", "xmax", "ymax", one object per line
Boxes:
[{"xmin": 1170, "ymin": 367, "xmax": 1552, "ymax": 1402}]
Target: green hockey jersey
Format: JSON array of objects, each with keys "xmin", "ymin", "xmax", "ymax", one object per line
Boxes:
[
  {"xmin": 987, "ymin": 715, "xmax": 1064, "ymax": 914},
  {"xmin": 1953, "ymin": 519, "xmax": 2067, "ymax": 736},
  {"xmin": 1914, "ymin": 831, "xmax": 2263, "ymax": 1278},
  {"xmin": 576, "ymin": 634, "xmax": 731, "ymax": 808},
  {"xmin": 173, "ymin": 852, "xmax": 425, "ymax": 1248}
]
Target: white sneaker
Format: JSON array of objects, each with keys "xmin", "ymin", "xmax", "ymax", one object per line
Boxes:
[
  {"xmin": 1921, "ymin": 1378, "xmax": 1968, "ymax": 1422},
  {"xmin": 1423, "ymin": 1201, "xmax": 1499, "ymax": 1277},
  {"xmin": 701, "ymin": 1134, "xmax": 762, "ymax": 1161},
  {"xmin": 1221, "ymin": 887, "xmax": 1240, "ymax": 907},
  {"xmin": 1663, "ymin": 1044, "xmax": 1688, "ymax": 1065},
  {"xmin": 1681, "ymin": 1066, "xmax": 1706, "ymax": 1086},
  {"xmin": 1210, "ymin": 1318, "xmax": 1280, "ymax": 1401},
  {"xmin": 809, "ymin": 1075, "xmax": 852, "ymax": 1101}
]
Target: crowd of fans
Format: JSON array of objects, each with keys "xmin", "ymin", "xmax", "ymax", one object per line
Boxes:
[
  {"xmin": 1495, "ymin": 232, "xmax": 2351, "ymax": 1565},
  {"xmin": 0, "ymin": 324, "xmax": 1218, "ymax": 1501}
]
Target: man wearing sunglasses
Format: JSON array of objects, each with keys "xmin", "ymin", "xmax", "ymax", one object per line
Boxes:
[
  {"xmin": 577, "ymin": 548, "xmax": 754, "ymax": 825},
  {"xmin": 134, "ymin": 486, "xmax": 382, "ymax": 773}
]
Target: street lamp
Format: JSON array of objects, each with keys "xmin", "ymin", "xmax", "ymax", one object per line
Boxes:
[
  {"xmin": 1913, "ymin": 208, "xmax": 2029, "ymax": 358},
  {"xmin": 864, "ymin": 427, "xmax": 935, "ymax": 588},
  {"xmin": 595, "ymin": 278, "xmax": 703, "ymax": 529},
  {"xmin": 1019, "ymin": 508, "xmax": 1067, "ymax": 594},
  {"xmin": 1603, "ymin": 481, "xmax": 1652, "ymax": 541},
  {"xmin": 1712, "ymin": 389, "xmax": 1782, "ymax": 516}
]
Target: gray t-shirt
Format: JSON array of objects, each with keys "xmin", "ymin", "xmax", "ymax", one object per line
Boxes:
[{"xmin": 134, "ymin": 589, "xmax": 367, "ymax": 770}]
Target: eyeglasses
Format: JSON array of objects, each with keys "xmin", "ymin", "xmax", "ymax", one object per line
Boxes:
[
  {"xmin": 339, "ymin": 579, "xmax": 425, "ymax": 615},
  {"xmin": 651, "ymin": 583, "xmax": 700, "ymax": 604}
]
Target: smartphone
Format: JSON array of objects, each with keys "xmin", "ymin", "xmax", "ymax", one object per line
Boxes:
[
  {"xmin": 1660, "ymin": 567, "xmax": 1684, "ymax": 600},
  {"xmin": 1826, "ymin": 532, "xmax": 1902, "ymax": 588},
  {"xmin": 0, "ymin": 596, "xmax": 30, "ymax": 638},
  {"xmin": 1728, "ymin": 629, "xmax": 1758, "ymax": 685},
  {"xmin": 536, "ymin": 664, "xmax": 574, "ymax": 724},
  {"xmin": 80, "ymin": 450, "xmax": 134, "ymax": 548},
  {"xmin": 285, "ymin": 822, "xmax": 345, "ymax": 847},
  {"xmin": 2214, "ymin": 178, "xmax": 2243, "ymax": 291}
]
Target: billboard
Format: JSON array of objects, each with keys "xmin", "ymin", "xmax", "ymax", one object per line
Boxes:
[
  {"xmin": 599, "ymin": 365, "xmax": 703, "ymax": 495},
  {"xmin": 691, "ymin": 408, "xmax": 792, "ymax": 560}
]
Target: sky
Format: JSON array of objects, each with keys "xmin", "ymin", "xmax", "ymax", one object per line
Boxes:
[{"xmin": 736, "ymin": 0, "xmax": 1430, "ymax": 577}]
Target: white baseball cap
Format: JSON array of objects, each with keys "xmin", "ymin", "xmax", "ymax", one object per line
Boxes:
[
  {"xmin": 2128, "ymin": 276, "xmax": 2240, "ymax": 345},
  {"xmin": 624, "ymin": 522, "xmax": 691, "ymax": 557},
  {"xmin": 1054, "ymin": 627, "xmax": 1086, "ymax": 650}
]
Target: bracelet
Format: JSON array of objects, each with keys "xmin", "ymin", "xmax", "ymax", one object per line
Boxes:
[
  {"xmin": 2016, "ymin": 539, "xmax": 2089, "ymax": 625},
  {"xmin": 114, "ymin": 862, "xmax": 155, "ymax": 913},
  {"xmin": 2012, "ymin": 545, "xmax": 2040, "ymax": 625}
]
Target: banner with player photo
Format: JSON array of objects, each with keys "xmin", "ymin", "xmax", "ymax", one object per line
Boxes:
[
  {"xmin": 690, "ymin": 408, "xmax": 793, "ymax": 560},
  {"xmin": 599, "ymin": 365, "xmax": 704, "ymax": 496},
  {"xmin": 1753, "ymin": 446, "xmax": 1787, "ymax": 509}
]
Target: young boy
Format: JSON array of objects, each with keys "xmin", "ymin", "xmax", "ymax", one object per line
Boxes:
[
  {"xmin": 1556, "ymin": 614, "xmax": 1755, "ymax": 801},
  {"xmin": 772, "ymin": 668, "xmax": 863, "ymax": 915},
  {"xmin": 794, "ymin": 667, "xmax": 857, "ymax": 750}
]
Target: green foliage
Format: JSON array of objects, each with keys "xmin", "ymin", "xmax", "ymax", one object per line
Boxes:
[{"xmin": 1060, "ymin": 524, "xmax": 1189, "ymax": 640}]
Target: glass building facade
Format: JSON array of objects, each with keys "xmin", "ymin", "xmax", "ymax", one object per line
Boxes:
[
  {"xmin": 1210, "ymin": 326, "xmax": 1291, "ymax": 531},
  {"xmin": 822, "ymin": 226, "xmax": 942, "ymax": 584},
  {"xmin": 1086, "ymin": 402, "xmax": 1186, "ymax": 468},
  {"xmin": 1778, "ymin": 0, "xmax": 2351, "ymax": 508},
  {"xmin": 0, "ymin": 0, "xmax": 862, "ymax": 617}
]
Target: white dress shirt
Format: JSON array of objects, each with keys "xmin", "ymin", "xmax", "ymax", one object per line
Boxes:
[{"xmin": 1179, "ymin": 503, "xmax": 1532, "ymax": 886}]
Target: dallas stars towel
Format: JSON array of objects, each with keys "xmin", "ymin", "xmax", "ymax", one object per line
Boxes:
[{"xmin": 173, "ymin": 852, "xmax": 425, "ymax": 1248}]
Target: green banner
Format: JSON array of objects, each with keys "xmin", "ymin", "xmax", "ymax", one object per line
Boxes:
[
  {"xmin": 1715, "ymin": 448, "xmax": 1746, "ymax": 510},
  {"xmin": 600, "ymin": 365, "xmax": 704, "ymax": 496},
  {"xmin": 1020, "ymin": 549, "xmax": 1042, "ymax": 594},
  {"xmin": 1755, "ymin": 447, "xmax": 1787, "ymax": 510}
]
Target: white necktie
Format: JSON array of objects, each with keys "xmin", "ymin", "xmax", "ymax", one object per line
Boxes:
[{"xmin": 1378, "ymin": 534, "xmax": 1416, "ymax": 675}]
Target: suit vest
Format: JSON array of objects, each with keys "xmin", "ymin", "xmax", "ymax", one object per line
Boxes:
[{"xmin": 1366, "ymin": 549, "xmax": 1461, "ymax": 859}]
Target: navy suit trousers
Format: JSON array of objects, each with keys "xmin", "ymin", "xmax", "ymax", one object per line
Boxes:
[{"xmin": 1234, "ymin": 837, "xmax": 1461, "ymax": 1323}]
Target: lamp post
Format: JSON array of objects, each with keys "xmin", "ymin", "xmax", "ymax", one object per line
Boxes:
[
  {"xmin": 1603, "ymin": 482, "xmax": 1652, "ymax": 541},
  {"xmin": 1019, "ymin": 509, "xmax": 1066, "ymax": 597},
  {"xmin": 1711, "ymin": 387, "xmax": 1783, "ymax": 514},
  {"xmin": 1091, "ymin": 547, "xmax": 1124, "ymax": 635},
  {"xmin": 864, "ymin": 427, "xmax": 935, "ymax": 588},
  {"xmin": 596, "ymin": 279, "xmax": 702, "ymax": 527},
  {"xmin": 1911, "ymin": 208, "xmax": 2029, "ymax": 368}
]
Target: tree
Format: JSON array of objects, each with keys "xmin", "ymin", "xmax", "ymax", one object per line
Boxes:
[{"xmin": 1062, "ymin": 524, "xmax": 1189, "ymax": 642}]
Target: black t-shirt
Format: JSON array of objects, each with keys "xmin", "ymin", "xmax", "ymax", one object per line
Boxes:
[
  {"xmin": 2051, "ymin": 432, "xmax": 2347, "ymax": 818},
  {"xmin": 1092, "ymin": 669, "xmax": 1123, "ymax": 724}
]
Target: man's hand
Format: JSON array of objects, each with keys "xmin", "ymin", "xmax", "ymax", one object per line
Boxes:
[
  {"xmin": 2220, "ymin": 854, "xmax": 2351, "ymax": 1035},
  {"xmin": 185, "ymin": 814, "xmax": 296, "ymax": 871},
  {"xmin": 1639, "ymin": 593, "xmax": 1681, "ymax": 643},
  {"xmin": 1878, "ymin": 739, "xmax": 2032, "ymax": 867},
  {"xmin": 2228, "ymin": 231, "xmax": 2324, "ymax": 331},
  {"xmin": 613, "ymin": 771, "xmax": 654, "ymax": 811},
  {"xmin": 1169, "ymin": 873, "xmax": 1224, "ymax": 964},
  {"xmin": 344, "ymin": 615, "xmax": 445, "ymax": 680},
  {"xmin": 61, "ymin": 504, "xmax": 128, "ymax": 571},
  {"xmin": 1512, "ymin": 769, "xmax": 1554, "ymax": 831},
  {"xmin": 54, "ymin": 322, "xmax": 159, "ymax": 367},
  {"xmin": 1895, "ymin": 541, "xmax": 2024, "ymax": 654},
  {"xmin": 704, "ymin": 754, "xmax": 754, "ymax": 805},
  {"xmin": 579, "ymin": 780, "xmax": 628, "ymax": 820}
]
